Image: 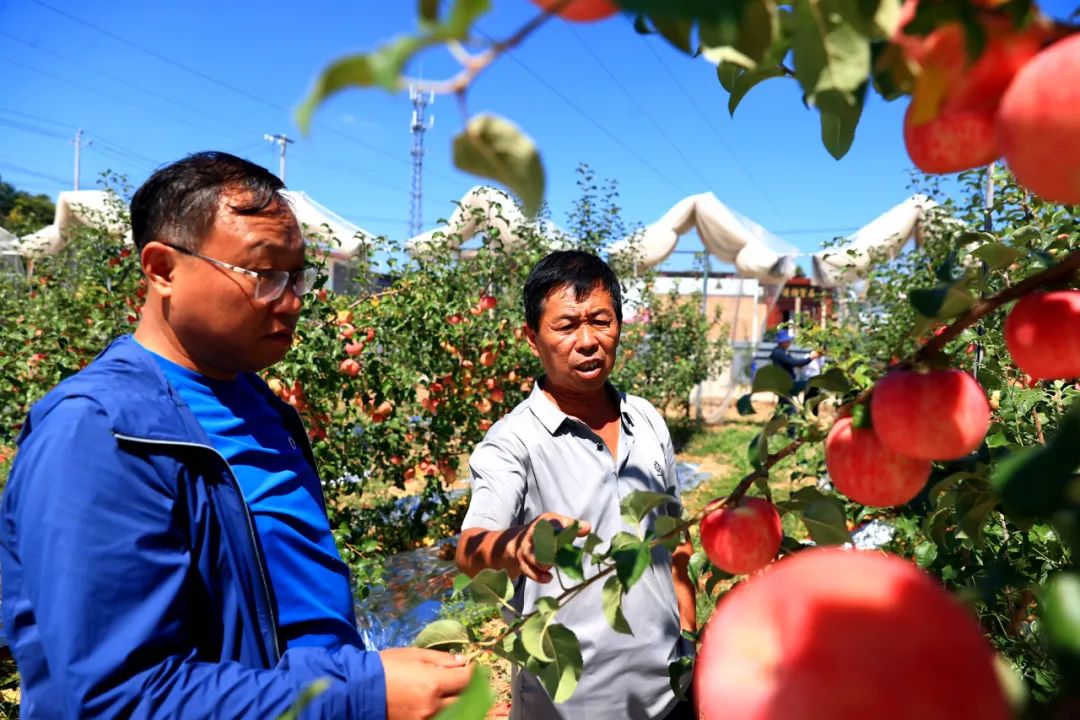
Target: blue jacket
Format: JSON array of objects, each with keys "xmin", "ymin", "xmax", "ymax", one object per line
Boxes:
[{"xmin": 0, "ymin": 336, "xmax": 387, "ymax": 718}]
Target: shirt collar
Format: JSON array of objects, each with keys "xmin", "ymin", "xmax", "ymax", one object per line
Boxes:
[{"xmin": 527, "ymin": 376, "xmax": 631, "ymax": 436}]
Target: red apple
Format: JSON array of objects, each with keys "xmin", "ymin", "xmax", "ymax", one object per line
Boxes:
[
  {"xmin": 344, "ymin": 341, "xmax": 364, "ymax": 356},
  {"xmin": 339, "ymin": 358, "xmax": 361, "ymax": 377},
  {"xmin": 871, "ymin": 369, "xmax": 990, "ymax": 460},
  {"xmin": 479, "ymin": 294, "xmax": 497, "ymax": 310},
  {"xmin": 825, "ymin": 417, "xmax": 932, "ymax": 507},
  {"xmin": 527, "ymin": 0, "xmax": 618, "ymax": 22},
  {"xmin": 997, "ymin": 34, "xmax": 1080, "ymax": 204},
  {"xmin": 904, "ymin": 97, "xmax": 998, "ymax": 173},
  {"xmin": 699, "ymin": 497, "xmax": 782, "ymax": 576},
  {"xmin": 1004, "ymin": 290, "xmax": 1080, "ymax": 380},
  {"xmin": 491, "ymin": 387, "xmax": 505, "ymax": 404},
  {"xmin": 694, "ymin": 548, "xmax": 1010, "ymax": 720},
  {"xmin": 480, "ymin": 350, "xmax": 497, "ymax": 367}
]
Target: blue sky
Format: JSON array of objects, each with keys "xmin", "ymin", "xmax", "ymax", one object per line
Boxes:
[{"xmin": 1, "ymin": 0, "xmax": 1075, "ymax": 272}]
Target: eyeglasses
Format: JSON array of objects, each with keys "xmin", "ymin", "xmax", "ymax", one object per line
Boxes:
[{"xmin": 164, "ymin": 243, "xmax": 320, "ymax": 303}]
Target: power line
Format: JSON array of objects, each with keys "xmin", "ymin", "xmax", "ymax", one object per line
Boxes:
[
  {"xmin": 0, "ymin": 161, "xmax": 70, "ymax": 187},
  {"xmin": 28, "ymin": 0, "xmax": 463, "ymax": 189},
  {"xmin": 0, "ymin": 30, "xmax": 251, "ymax": 146},
  {"xmin": 0, "ymin": 117, "xmax": 69, "ymax": 141},
  {"xmin": 638, "ymin": 31, "xmax": 793, "ymax": 227},
  {"xmin": 0, "ymin": 55, "xmax": 251, "ymax": 143},
  {"xmin": 564, "ymin": 22, "xmax": 713, "ymax": 192}
]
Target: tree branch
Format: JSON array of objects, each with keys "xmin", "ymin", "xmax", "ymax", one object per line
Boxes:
[{"xmin": 915, "ymin": 248, "xmax": 1080, "ymax": 360}]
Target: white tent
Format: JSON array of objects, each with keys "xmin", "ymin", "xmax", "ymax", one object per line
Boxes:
[
  {"xmin": 811, "ymin": 195, "xmax": 936, "ymax": 288},
  {"xmin": 18, "ymin": 190, "xmax": 131, "ymax": 257},
  {"xmin": 15, "ymin": 189, "xmax": 373, "ymax": 259},
  {"xmin": 284, "ymin": 190, "xmax": 373, "ymax": 257},
  {"xmin": 0, "ymin": 225, "xmax": 19, "ymax": 255},
  {"xmin": 606, "ymin": 192, "xmax": 799, "ymax": 283},
  {"xmin": 405, "ymin": 185, "xmax": 569, "ymax": 258}
]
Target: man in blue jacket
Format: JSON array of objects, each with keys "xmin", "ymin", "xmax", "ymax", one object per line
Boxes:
[{"xmin": 0, "ymin": 152, "xmax": 472, "ymax": 718}]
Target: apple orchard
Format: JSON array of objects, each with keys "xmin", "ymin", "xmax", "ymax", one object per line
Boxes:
[{"xmin": 3, "ymin": 0, "xmax": 1080, "ymax": 717}]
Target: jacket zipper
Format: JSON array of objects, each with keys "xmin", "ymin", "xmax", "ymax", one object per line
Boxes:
[{"xmin": 112, "ymin": 433, "xmax": 283, "ymax": 664}]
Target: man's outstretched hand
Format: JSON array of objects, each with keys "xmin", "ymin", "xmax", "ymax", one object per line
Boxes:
[
  {"xmin": 511, "ymin": 513, "xmax": 592, "ymax": 584},
  {"xmin": 381, "ymin": 647, "xmax": 473, "ymax": 720}
]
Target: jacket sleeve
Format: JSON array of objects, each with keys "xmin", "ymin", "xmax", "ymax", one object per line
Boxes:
[
  {"xmin": 770, "ymin": 347, "xmax": 813, "ymax": 368},
  {"xmin": 1, "ymin": 397, "xmax": 387, "ymax": 720}
]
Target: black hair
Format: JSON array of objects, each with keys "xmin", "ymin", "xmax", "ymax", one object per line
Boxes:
[
  {"xmin": 130, "ymin": 151, "xmax": 286, "ymax": 252},
  {"xmin": 523, "ymin": 250, "xmax": 622, "ymax": 330}
]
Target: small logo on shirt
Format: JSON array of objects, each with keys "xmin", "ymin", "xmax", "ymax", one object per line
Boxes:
[
  {"xmin": 653, "ymin": 461, "xmax": 663, "ymax": 476},
  {"xmin": 288, "ymin": 437, "xmax": 297, "ymax": 449}
]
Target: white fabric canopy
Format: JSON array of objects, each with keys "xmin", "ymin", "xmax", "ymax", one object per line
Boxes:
[
  {"xmin": 606, "ymin": 192, "xmax": 798, "ymax": 283},
  {"xmin": 811, "ymin": 195, "xmax": 936, "ymax": 288},
  {"xmin": 18, "ymin": 190, "xmax": 130, "ymax": 256},
  {"xmin": 405, "ymin": 185, "xmax": 569, "ymax": 258},
  {"xmin": 0, "ymin": 226, "xmax": 19, "ymax": 255},
  {"xmin": 284, "ymin": 190, "xmax": 372, "ymax": 256},
  {"xmin": 15, "ymin": 189, "xmax": 372, "ymax": 258}
]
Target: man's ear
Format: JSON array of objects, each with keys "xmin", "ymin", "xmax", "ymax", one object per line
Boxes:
[
  {"xmin": 141, "ymin": 242, "xmax": 178, "ymax": 298},
  {"xmin": 523, "ymin": 323, "xmax": 541, "ymax": 359}
]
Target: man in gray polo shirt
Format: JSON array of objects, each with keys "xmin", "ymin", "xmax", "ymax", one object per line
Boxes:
[{"xmin": 455, "ymin": 251, "xmax": 696, "ymax": 720}]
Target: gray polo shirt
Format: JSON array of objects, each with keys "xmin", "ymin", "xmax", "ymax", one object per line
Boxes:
[{"xmin": 461, "ymin": 380, "xmax": 689, "ymax": 720}]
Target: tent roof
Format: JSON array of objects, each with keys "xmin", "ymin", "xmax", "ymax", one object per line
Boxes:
[
  {"xmin": 283, "ymin": 191, "xmax": 373, "ymax": 255},
  {"xmin": 14, "ymin": 189, "xmax": 372, "ymax": 258}
]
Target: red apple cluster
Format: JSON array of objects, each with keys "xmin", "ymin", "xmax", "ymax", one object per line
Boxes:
[{"xmin": 897, "ymin": 1, "xmax": 1080, "ymax": 204}]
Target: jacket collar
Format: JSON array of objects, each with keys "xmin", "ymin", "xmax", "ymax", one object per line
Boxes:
[
  {"xmin": 526, "ymin": 376, "xmax": 629, "ymax": 436},
  {"xmin": 21, "ymin": 335, "xmax": 295, "ymax": 447}
]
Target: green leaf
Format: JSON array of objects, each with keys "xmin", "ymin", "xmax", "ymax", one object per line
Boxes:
[
  {"xmin": 535, "ymin": 624, "xmax": 583, "ymax": 704},
  {"xmin": 913, "ymin": 541, "xmax": 938, "ymax": 568},
  {"xmin": 463, "ymin": 568, "xmax": 513, "ymax": 605},
  {"xmin": 654, "ymin": 515, "xmax": 684, "ymax": 551},
  {"xmin": 602, "ymin": 575, "xmax": 633, "ymax": 634},
  {"xmin": 434, "ymin": 664, "xmax": 494, "ymax": 720},
  {"xmin": 806, "ymin": 366, "xmax": 851, "ymax": 393},
  {"xmin": 520, "ymin": 597, "xmax": 559, "ymax": 662},
  {"xmin": 851, "ymin": 402, "xmax": 872, "ymax": 429},
  {"xmin": 555, "ymin": 544, "xmax": 586, "ymax": 582},
  {"xmin": 652, "ymin": 17, "xmax": 696, "ymax": 54},
  {"xmin": 1043, "ymin": 571, "xmax": 1080, "ymax": 661},
  {"xmin": 611, "ymin": 533, "xmax": 652, "ymax": 589},
  {"xmin": 716, "ymin": 61, "xmax": 742, "ymax": 92},
  {"xmin": 818, "ymin": 83, "xmax": 866, "ymax": 159},
  {"xmin": 737, "ymin": 393, "xmax": 756, "ymax": 415},
  {"xmin": 413, "ymin": 619, "xmax": 470, "ymax": 650},
  {"xmin": 419, "ymin": 0, "xmax": 440, "ymax": 23},
  {"xmin": 972, "ymin": 242, "xmax": 1023, "ymax": 270},
  {"xmin": 582, "ymin": 532, "xmax": 604, "ymax": 555},
  {"xmin": 753, "ymin": 363, "xmax": 794, "ymax": 395},
  {"xmin": 992, "ymin": 399, "xmax": 1080, "ymax": 517},
  {"xmin": 295, "ymin": 0, "xmax": 491, "ymax": 131},
  {"xmin": 1010, "ymin": 225, "xmax": 1041, "ymax": 246},
  {"xmin": 453, "ymin": 114, "xmax": 546, "ymax": 217},
  {"xmin": 802, "ymin": 499, "xmax": 851, "ymax": 545},
  {"xmin": 791, "ymin": 0, "xmax": 872, "ymax": 110},
  {"xmin": 668, "ymin": 656, "xmax": 694, "ymax": 701},
  {"xmin": 532, "ymin": 519, "xmax": 558, "ymax": 566},
  {"xmin": 728, "ymin": 66, "xmax": 786, "ymax": 115},
  {"xmin": 909, "ymin": 283, "xmax": 976, "ymax": 320},
  {"xmin": 621, "ymin": 490, "xmax": 676, "ymax": 528},
  {"xmin": 958, "ymin": 496, "xmax": 997, "ymax": 547}
]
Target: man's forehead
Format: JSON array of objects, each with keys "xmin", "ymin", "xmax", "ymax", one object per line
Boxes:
[{"xmin": 543, "ymin": 284, "xmax": 616, "ymax": 314}]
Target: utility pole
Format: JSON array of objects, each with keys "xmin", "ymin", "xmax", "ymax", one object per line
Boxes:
[
  {"xmin": 73, "ymin": 128, "xmax": 84, "ymax": 190},
  {"xmin": 263, "ymin": 133, "xmax": 294, "ymax": 183},
  {"xmin": 408, "ymin": 86, "xmax": 435, "ymax": 238}
]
